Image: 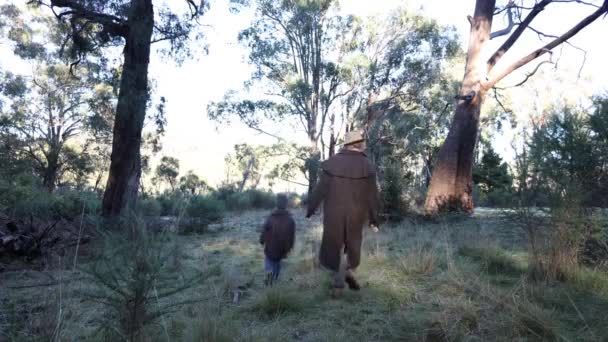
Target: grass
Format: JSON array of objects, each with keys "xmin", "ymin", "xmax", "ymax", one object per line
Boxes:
[
  {"xmin": 1, "ymin": 209, "xmax": 608, "ymax": 341},
  {"xmin": 251, "ymin": 289, "xmax": 304, "ymax": 318},
  {"xmin": 458, "ymin": 245, "xmax": 527, "ymax": 276}
]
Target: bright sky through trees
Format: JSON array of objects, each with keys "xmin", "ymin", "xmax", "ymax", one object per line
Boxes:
[{"xmin": 1, "ymin": 0, "xmax": 606, "ymax": 192}]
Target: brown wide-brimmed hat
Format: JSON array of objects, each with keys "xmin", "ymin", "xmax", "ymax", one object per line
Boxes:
[{"xmin": 343, "ymin": 130, "xmax": 365, "ymax": 146}]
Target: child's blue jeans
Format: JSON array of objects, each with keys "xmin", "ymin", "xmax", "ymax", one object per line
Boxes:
[{"xmin": 264, "ymin": 257, "xmax": 281, "ymax": 280}]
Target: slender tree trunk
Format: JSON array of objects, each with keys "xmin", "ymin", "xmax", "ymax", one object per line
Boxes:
[
  {"xmin": 328, "ymin": 113, "xmax": 336, "ymax": 157},
  {"xmin": 102, "ymin": 0, "xmax": 154, "ymax": 217},
  {"xmin": 424, "ymin": 0, "xmax": 495, "ymax": 215},
  {"xmin": 307, "ymin": 140, "xmax": 320, "ymax": 197}
]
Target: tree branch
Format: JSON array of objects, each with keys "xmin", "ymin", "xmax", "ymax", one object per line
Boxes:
[
  {"xmin": 552, "ymin": 0, "xmax": 601, "ymax": 8},
  {"xmin": 47, "ymin": 0, "xmax": 128, "ymax": 37},
  {"xmin": 484, "ymin": 1, "xmax": 608, "ymax": 89},
  {"xmin": 487, "ymin": 0, "xmax": 552, "ymax": 70},
  {"xmin": 527, "ymin": 25, "xmax": 589, "ymax": 78},
  {"xmin": 490, "ymin": 1, "xmax": 515, "ymax": 39},
  {"xmin": 494, "ymin": 59, "xmax": 554, "ymax": 89}
]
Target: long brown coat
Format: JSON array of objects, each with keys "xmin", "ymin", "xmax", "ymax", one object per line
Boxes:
[
  {"xmin": 259, "ymin": 209, "xmax": 296, "ymax": 261},
  {"xmin": 306, "ymin": 150, "xmax": 380, "ymax": 272}
]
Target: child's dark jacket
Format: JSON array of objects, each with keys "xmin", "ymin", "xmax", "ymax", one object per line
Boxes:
[{"xmin": 259, "ymin": 209, "xmax": 295, "ymax": 261}]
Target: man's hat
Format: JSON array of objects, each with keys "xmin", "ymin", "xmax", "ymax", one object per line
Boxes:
[{"xmin": 343, "ymin": 130, "xmax": 365, "ymax": 146}]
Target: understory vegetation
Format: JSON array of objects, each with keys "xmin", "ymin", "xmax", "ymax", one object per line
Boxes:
[{"xmin": 2, "ymin": 209, "xmax": 607, "ymax": 341}]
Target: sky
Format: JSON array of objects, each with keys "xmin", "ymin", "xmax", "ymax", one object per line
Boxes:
[{"xmin": 2, "ymin": 0, "xmax": 607, "ymax": 192}]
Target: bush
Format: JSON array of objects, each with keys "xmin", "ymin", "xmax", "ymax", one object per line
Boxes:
[
  {"xmin": 381, "ymin": 162, "xmax": 411, "ymax": 218},
  {"xmin": 244, "ymin": 189, "xmax": 275, "ymax": 209},
  {"xmin": 187, "ymin": 195, "xmax": 225, "ymax": 222},
  {"xmin": 213, "ymin": 184, "xmax": 239, "ymax": 202},
  {"xmin": 157, "ymin": 191, "xmax": 182, "ymax": 216},
  {"xmin": 54, "ymin": 190, "xmax": 101, "ymax": 219},
  {"xmin": 224, "ymin": 192, "xmax": 253, "ymax": 211},
  {"xmin": 137, "ymin": 197, "xmax": 162, "ymax": 217},
  {"xmin": 80, "ymin": 217, "xmax": 204, "ymax": 341},
  {"xmin": 0, "ymin": 176, "xmax": 101, "ymax": 220}
]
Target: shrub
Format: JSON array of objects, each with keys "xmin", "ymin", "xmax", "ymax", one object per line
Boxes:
[
  {"xmin": 79, "ymin": 217, "xmax": 204, "ymax": 341},
  {"xmin": 187, "ymin": 195, "xmax": 225, "ymax": 222},
  {"xmin": 157, "ymin": 191, "xmax": 184, "ymax": 216},
  {"xmin": 213, "ymin": 184, "xmax": 238, "ymax": 202},
  {"xmin": 54, "ymin": 190, "xmax": 101, "ymax": 219},
  {"xmin": 0, "ymin": 176, "xmax": 100, "ymax": 220},
  {"xmin": 381, "ymin": 161, "xmax": 410, "ymax": 219},
  {"xmin": 244, "ymin": 189, "xmax": 275, "ymax": 209},
  {"xmin": 224, "ymin": 192, "xmax": 253, "ymax": 211},
  {"xmin": 137, "ymin": 196, "xmax": 162, "ymax": 217}
]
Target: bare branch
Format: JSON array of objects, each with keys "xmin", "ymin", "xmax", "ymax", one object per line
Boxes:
[
  {"xmin": 527, "ymin": 26, "xmax": 589, "ymax": 78},
  {"xmin": 494, "ymin": 59, "xmax": 554, "ymax": 89},
  {"xmin": 243, "ymin": 122, "xmax": 285, "ymax": 141},
  {"xmin": 487, "ymin": 0, "xmax": 552, "ymax": 70},
  {"xmin": 552, "ymin": 0, "xmax": 601, "ymax": 8},
  {"xmin": 491, "ymin": 2, "xmax": 516, "ymax": 39},
  {"xmin": 527, "ymin": 25, "xmax": 559, "ymax": 39},
  {"xmin": 484, "ymin": 1, "xmax": 608, "ymax": 89}
]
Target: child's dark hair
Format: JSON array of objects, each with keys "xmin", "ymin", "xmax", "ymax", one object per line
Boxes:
[{"xmin": 276, "ymin": 193, "xmax": 288, "ymax": 209}]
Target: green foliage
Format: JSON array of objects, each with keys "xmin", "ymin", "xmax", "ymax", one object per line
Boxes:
[
  {"xmin": 179, "ymin": 170, "xmax": 209, "ymax": 195},
  {"xmin": 243, "ymin": 189, "xmax": 275, "ymax": 209},
  {"xmin": 221, "ymin": 189, "xmax": 275, "ymax": 211},
  {"xmin": 0, "ymin": 6, "xmax": 118, "ymax": 192},
  {"xmin": 186, "ymin": 195, "xmax": 226, "ymax": 222},
  {"xmin": 473, "ymin": 146, "xmax": 513, "ymax": 207},
  {"xmin": 0, "ymin": 175, "xmax": 101, "ymax": 220},
  {"xmin": 79, "ymin": 217, "xmax": 205, "ymax": 341},
  {"xmin": 381, "ymin": 160, "xmax": 411, "ymax": 219},
  {"xmin": 155, "ymin": 156, "xmax": 180, "ymax": 191},
  {"xmin": 525, "ymin": 101, "xmax": 608, "ymax": 207},
  {"xmin": 137, "ymin": 196, "xmax": 162, "ymax": 217}
]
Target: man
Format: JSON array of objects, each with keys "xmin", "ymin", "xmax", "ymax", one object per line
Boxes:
[
  {"xmin": 306, "ymin": 130, "xmax": 380, "ymax": 297},
  {"xmin": 259, "ymin": 193, "xmax": 296, "ymax": 286}
]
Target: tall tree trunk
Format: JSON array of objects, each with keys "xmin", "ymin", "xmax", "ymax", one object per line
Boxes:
[
  {"xmin": 424, "ymin": 0, "xmax": 608, "ymax": 215},
  {"xmin": 102, "ymin": 0, "xmax": 154, "ymax": 217},
  {"xmin": 328, "ymin": 113, "xmax": 336, "ymax": 157},
  {"xmin": 306, "ymin": 141, "xmax": 320, "ymax": 197},
  {"xmin": 42, "ymin": 147, "xmax": 61, "ymax": 192},
  {"xmin": 424, "ymin": 0, "xmax": 495, "ymax": 215}
]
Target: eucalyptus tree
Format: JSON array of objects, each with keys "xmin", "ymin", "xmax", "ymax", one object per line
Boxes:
[
  {"xmin": 31, "ymin": 0, "xmax": 207, "ymax": 216},
  {"xmin": 424, "ymin": 0, "xmax": 608, "ymax": 214},
  {"xmin": 209, "ymin": 0, "xmax": 354, "ymax": 195},
  {"xmin": 0, "ymin": 5, "xmax": 114, "ymax": 191}
]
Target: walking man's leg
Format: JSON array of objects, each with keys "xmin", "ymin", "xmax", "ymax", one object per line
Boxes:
[
  {"xmin": 264, "ymin": 257, "xmax": 273, "ymax": 287},
  {"xmin": 272, "ymin": 260, "xmax": 281, "ymax": 282},
  {"xmin": 331, "ymin": 247, "xmax": 347, "ymax": 297}
]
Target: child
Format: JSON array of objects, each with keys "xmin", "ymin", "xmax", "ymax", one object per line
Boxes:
[{"xmin": 259, "ymin": 193, "xmax": 295, "ymax": 286}]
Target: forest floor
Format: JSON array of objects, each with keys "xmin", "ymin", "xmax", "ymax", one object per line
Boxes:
[{"xmin": 2, "ymin": 208, "xmax": 608, "ymax": 341}]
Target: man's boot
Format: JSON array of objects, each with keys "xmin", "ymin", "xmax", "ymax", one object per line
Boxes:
[{"xmin": 345, "ymin": 272, "xmax": 360, "ymax": 291}]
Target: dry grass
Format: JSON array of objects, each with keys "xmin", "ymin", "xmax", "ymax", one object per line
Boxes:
[{"xmin": 1, "ymin": 208, "xmax": 608, "ymax": 341}]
